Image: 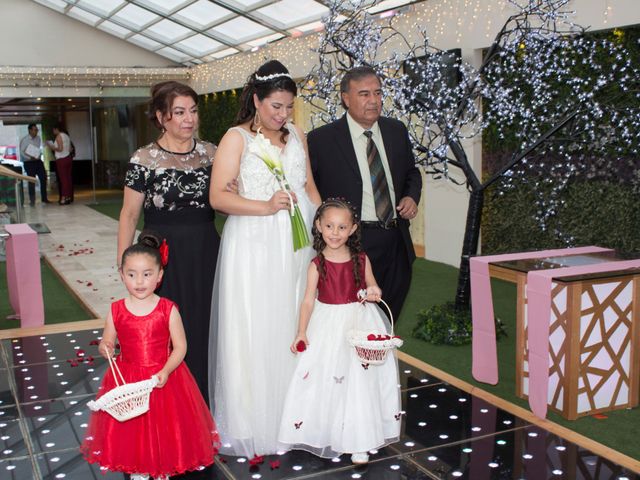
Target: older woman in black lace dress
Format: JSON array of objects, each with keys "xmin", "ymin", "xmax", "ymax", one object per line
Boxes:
[{"xmin": 117, "ymin": 81, "xmax": 219, "ymax": 402}]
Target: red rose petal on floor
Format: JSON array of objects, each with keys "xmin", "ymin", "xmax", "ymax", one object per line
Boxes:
[
  {"xmin": 592, "ymin": 413, "xmax": 608, "ymax": 420},
  {"xmin": 89, "ymin": 340, "xmax": 99, "ymax": 346},
  {"xmin": 249, "ymin": 455, "xmax": 264, "ymax": 466},
  {"xmin": 76, "ymin": 349, "xmax": 86, "ymax": 357},
  {"xmin": 270, "ymin": 460, "xmax": 280, "ymax": 470}
]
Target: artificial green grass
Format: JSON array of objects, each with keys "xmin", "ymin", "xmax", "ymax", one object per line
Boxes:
[
  {"xmin": 0, "ymin": 260, "xmax": 92, "ymax": 329},
  {"xmin": 397, "ymin": 258, "xmax": 640, "ymax": 462}
]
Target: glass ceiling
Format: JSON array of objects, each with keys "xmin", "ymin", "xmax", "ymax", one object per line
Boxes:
[{"xmin": 32, "ymin": 0, "xmax": 417, "ymax": 66}]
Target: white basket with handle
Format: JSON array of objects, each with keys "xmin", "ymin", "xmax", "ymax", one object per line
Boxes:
[
  {"xmin": 347, "ymin": 296, "xmax": 403, "ymax": 366},
  {"xmin": 87, "ymin": 354, "xmax": 158, "ymax": 422}
]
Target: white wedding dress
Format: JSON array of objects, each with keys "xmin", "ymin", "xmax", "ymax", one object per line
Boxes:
[{"xmin": 209, "ymin": 123, "xmax": 316, "ymax": 458}]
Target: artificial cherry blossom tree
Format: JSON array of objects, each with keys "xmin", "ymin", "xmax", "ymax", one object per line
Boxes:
[{"xmin": 303, "ymin": 0, "xmax": 640, "ymax": 310}]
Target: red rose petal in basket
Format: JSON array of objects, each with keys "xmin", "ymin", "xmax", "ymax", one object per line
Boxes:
[
  {"xmin": 295, "ymin": 340, "xmax": 306, "ymax": 352},
  {"xmin": 367, "ymin": 334, "xmax": 377, "ymax": 341}
]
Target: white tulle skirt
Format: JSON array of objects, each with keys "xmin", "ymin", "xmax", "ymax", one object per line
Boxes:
[
  {"xmin": 209, "ymin": 194, "xmax": 315, "ymax": 458},
  {"xmin": 277, "ymin": 300, "xmax": 401, "ymax": 457}
]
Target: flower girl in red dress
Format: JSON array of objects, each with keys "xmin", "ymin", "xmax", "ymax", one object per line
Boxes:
[{"xmin": 81, "ymin": 231, "xmax": 219, "ymax": 480}]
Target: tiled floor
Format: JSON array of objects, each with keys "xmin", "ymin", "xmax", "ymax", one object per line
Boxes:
[
  {"xmin": 2, "ymin": 193, "xmax": 638, "ymax": 479},
  {"xmin": 0, "ymin": 330, "xmax": 637, "ymax": 480}
]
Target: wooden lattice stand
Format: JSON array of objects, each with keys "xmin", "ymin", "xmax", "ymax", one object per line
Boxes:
[{"xmin": 517, "ymin": 274, "xmax": 640, "ymax": 420}]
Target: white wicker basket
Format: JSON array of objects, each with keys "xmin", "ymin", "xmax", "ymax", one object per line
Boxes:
[
  {"xmin": 347, "ymin": 298, "xmax": 403, "ymax": 366},
  {"xmin": 87, "ymin": 354, "xmax": 158, "ymax": 422}
]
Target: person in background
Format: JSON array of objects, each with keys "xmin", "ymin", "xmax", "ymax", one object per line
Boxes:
[
  {"xmin": 19, "ymin": 123, "xmax": 50, "ymax": 206},
  {"xmin": 46, "ymin": 124, "xmax": 73, "ymax": 205},
  {"xmin": 308, "ymin": 66, "xmax": 422, "ymax": 321}
]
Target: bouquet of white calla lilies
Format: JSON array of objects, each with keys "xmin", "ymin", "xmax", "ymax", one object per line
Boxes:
[{"xmin": 249, "ymin": 129, "xmax": 310, "ymax": 251}]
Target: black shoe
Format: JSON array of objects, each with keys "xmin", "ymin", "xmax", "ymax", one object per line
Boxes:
[
  {"xmin": 60, "ymin": 198, "xmax": 71, "ymax": 205},
  {"xmin": 29, "ymin": 201, "xmax": 35, "ymax": 207},
  {"xmin": 42, "ymin": 199, "xmax": 52, "ymax": 204}
]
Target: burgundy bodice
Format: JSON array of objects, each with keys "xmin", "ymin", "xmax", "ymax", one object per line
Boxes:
[
  {"xmin": 313, "ymin": 252, "xmax": 366, "ymax": 305},
  {"xmin": 112, "ymin": 297, "xmax": 175, "ymax": 368}
]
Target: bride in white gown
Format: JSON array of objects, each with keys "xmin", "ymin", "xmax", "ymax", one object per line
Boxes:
[{"xmin": 209, "ymin": 60, "xmax": 321, "ymax": 458}]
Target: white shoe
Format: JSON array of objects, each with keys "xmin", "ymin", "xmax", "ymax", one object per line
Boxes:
[
  {"xmin": 351, "ymin": 452, "xmax": 369, "ymax": 464},
  {"xmin": 131, "ymin": 474, "xmax": 149, "ymax": 480}
]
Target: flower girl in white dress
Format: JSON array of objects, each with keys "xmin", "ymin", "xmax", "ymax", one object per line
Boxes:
[{"xmin": 278, "ymin": 198, "xmax": 402, "ymax": 464}]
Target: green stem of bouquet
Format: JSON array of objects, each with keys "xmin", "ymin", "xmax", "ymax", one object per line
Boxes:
[{"xmin": 277, "ymin": 177, "xmax": 310, "ymax": 251}]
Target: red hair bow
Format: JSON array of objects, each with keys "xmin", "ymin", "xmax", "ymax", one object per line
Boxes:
[{"xmin": 159, "ymin": 239, "xmax": 169, "ymax": 267}]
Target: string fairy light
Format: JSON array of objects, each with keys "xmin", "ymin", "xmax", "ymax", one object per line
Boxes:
[
  {"xmin": 0, "ymin": 0, "xmax": 627, "ymax": 101},
  {"xmin": 301, "ymin": 0, "xmax": 640, "ymax": 244}
]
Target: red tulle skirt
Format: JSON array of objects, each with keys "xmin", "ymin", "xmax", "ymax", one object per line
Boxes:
[{"xmin": 81, "ymin": 360, "xmax": 219, "ymax": 477}]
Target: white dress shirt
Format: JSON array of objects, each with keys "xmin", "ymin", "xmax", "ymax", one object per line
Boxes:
[{"xmin": 346, "ymin": 113, "xmax": 396, "ymax": 222}]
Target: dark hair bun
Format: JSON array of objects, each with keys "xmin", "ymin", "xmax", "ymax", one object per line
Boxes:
[{"xmin": 137, "ymin": 229, "xmax": 162, "ymax": 250}]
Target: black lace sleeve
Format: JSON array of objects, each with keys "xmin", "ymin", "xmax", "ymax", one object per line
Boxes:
[{"xmin": 124, "ymin": 163, "xmax": 150, "ymax": 192}]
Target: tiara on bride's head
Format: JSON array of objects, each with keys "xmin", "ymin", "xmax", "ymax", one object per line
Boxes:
[{"xmin": 254, "ymin": 72, "xmax": 292, "ymax": 82}]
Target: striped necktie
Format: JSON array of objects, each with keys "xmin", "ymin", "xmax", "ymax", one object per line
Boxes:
[{"xmin": 364, "ymin": 130, "xmax": 393, "ymax": 224}]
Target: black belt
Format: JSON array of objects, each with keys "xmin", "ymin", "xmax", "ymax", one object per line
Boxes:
[{"xmin": 361, "ymin": 219, "xmax": 398, "ymax": 230}]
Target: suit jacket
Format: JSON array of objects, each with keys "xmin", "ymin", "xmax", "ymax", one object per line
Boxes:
[{"xmin": 308, "ymin": 114, "xmax": 422, "ymax": 263}]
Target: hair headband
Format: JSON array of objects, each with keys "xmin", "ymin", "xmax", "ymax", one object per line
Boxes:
[{"xmin": 254, "ymin": 72, "xmax": 292, "ymax": 82}]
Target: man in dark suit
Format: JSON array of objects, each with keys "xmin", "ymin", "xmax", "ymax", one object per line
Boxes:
[{"xmin": 308, "ymin": 66, "xmax": 422, "ymax": 320}]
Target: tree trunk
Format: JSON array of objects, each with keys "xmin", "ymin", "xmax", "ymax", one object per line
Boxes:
[{"xmin": 454, "ymin": 187, "xmax": 484, "ymax": 309}]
